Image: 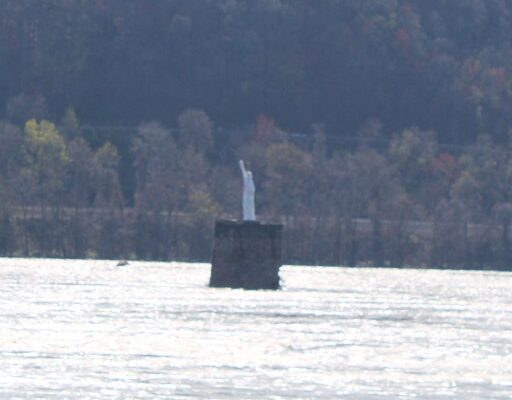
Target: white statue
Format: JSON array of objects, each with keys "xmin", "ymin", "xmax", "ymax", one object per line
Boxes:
[{"xmin": 239, "ymin": 160, "xmax": 256, "ymax": 221}]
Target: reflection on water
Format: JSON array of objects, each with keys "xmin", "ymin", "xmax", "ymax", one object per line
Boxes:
[{"xmin": 0, "ymin": 258, "xmax": 511, "ymax": 399}]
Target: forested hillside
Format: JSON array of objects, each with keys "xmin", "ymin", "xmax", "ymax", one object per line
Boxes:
[
  {"xmin": 1, "ymin": 0, "xmax": 512, "ymax": 269},
  {"xmin": 1, "ymin": 0, "xmax": 512, "ymax": 141}
]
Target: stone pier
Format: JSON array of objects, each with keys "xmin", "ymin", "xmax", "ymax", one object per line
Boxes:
[{"xmin": 209, "ymin": 220, "xmax": 282, "ymax": 290}]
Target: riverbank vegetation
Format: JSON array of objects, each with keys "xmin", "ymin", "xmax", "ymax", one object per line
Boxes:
[{"xmin": 1, "ymin": 1, "xmax": 512, "ymax": 269}]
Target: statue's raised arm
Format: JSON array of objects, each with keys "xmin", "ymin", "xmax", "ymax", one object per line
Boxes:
[
  {"xmin": 239, "ymin": 160, "xmax": 256, "ymax": 221},
  {"xmin": 239, "ymin": 160, "xmax": 247, "ymax": 177}
]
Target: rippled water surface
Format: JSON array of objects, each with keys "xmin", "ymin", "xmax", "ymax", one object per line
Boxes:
[{"xmin": 0, "ymin": 258, "xmax": 511, "ymax": 399}]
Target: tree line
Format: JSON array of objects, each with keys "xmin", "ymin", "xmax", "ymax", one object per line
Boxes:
[{"xmin": 0, "ymin": 110, "xmax": 512, "ymax": 270}]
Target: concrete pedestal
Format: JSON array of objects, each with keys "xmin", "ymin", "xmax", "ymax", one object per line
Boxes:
[{"xmin": 209, "ymin": 220, "xmax": 282, "ymax": 290}]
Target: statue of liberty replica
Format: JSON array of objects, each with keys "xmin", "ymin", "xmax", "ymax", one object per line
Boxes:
[
  {"xmin": 209, "ymin": 160, "xmax": 282, "ymax": 290},
  {"xmin": 239, "ymin": 160, "xmax": 256, "ymax": 221}
]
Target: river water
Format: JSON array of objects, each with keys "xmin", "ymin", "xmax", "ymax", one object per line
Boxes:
[{"xmin": 0, "ymin": 258, "xmax": 511, "ymax": 399}]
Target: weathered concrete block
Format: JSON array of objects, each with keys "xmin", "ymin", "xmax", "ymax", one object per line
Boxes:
[{"xmin": 209, "ymin": 220, "xmax": 282, "ymax": 290}]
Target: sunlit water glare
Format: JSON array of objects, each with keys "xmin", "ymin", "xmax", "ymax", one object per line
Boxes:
[{"xmin": 0, "ymin": 258, "xmax": 511, "ymax": 399}]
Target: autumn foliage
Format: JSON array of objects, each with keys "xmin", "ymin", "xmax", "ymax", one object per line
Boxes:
[{"xmin": 1, "ymin": 1, "xmax": 512, "ymax": 269}]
